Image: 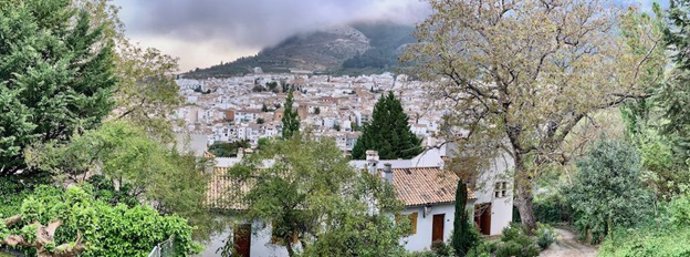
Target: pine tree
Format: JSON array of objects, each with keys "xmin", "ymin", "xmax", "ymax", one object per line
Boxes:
[
  {"xmin": 281, "ymin": 89, "xmax": 300, "ymax": 139},
  {"xmin": 0, "ymin": 0, "xmax": 117, "ymax": 176},
  {"xmin": 451, "ymin": 181, "xmax": 478, "ymax": 256},
  {"xmin": 352, "ymin": 92, "xmax": 422, "ymax": 159}
]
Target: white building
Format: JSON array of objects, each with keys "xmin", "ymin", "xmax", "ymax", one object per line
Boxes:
[{"xmin": 201, "ymin": 144, "xmax": 514, "ymax": 256}]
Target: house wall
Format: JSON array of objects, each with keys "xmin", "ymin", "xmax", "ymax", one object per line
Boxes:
[
  {"xmin": 473, "ymin": 152, "xmax": 514, "ymax": 236},
  {"xmin": 197, "ymin": 220, "xmax": 295, "ymax": 257},
  {"xmin": 400, "ymin": 203, "xmax": 455, "ymax": 252}
]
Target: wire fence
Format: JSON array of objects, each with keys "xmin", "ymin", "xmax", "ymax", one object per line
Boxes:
[{"xmin": 148, "ymin": 237, "xmax": 175, "ymax": 257}]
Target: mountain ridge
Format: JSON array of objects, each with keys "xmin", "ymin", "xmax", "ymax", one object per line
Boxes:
[{"xmin": 183, "ymin": 22, "xmax": 415, "ymax": 78}]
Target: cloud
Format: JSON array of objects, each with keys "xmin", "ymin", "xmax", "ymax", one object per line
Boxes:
[{"xmin": 114, "ymin": 0, "xmax": 430, "ymax": 70}]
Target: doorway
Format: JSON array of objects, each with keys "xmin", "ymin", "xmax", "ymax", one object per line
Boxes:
[
  {"xmin": 233, "ymin": 224, "xmax": 251, "ymax": 257},
  {"xmin": 474, "ymin": 203, "xmax": 492, "ymax": 235},
  {"xmin": 432, "ymin": 214, "xmax": 445, "ymax": 243}
]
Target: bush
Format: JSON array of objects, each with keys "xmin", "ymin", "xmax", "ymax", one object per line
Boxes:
[
  {"xmin": 466, "ymin": 242, "xmax": 495, "ymax": 257},
  {"xmin": 1, "ymin": 186, "xmax": 201, "ymax": 256},
  {"xmin": 566, "ymin": 139, "xmax": 654, "ymax": 244},
  {"xmin": 598, "ymin": 196, "xmax": 690, "ymax": 257},
  {"xmin": 534, "ymin": 193, "xmax": 572, "ymax": 225},
  {"xmin": 431, "ymin": 241, "xmax": 454, "ymax": 257},
  {"xmin": 535, "ymin": 223, "xmax": 556, "ymax": 250},
  {"xmin": 494, "ymin": 224, "xmax": 540, "ymax": 257}
]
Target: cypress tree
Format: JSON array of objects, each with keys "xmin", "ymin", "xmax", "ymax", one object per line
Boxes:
[
  {"xmin": 451, "ymin": 181, "xmax": 477, "ymax": 256},
  {"xmin": 281, "ymin": 89, "xmax": 300, "ymax": 139},
  {"xmin": 352, "ymin": 92, "xmax": 421, "ymax": 159}
]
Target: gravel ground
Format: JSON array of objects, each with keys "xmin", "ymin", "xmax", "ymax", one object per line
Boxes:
[{"xmin": 539, "ymin": 228, "xmax": 598, "ymax": 257}]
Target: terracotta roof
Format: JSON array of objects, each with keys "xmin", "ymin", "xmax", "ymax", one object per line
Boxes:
[
  {"xmin": 206, "ymin": 167, "xmax": 249, "ymax": 210},
  {"xmin": 390, "ymin": 167, "xmax": 475, "ymax": 207}
]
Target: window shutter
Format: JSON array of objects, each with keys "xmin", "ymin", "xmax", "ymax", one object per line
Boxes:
[{"xmin": 409, "ymin": 212, "xmax": 418, "ymax": 234}]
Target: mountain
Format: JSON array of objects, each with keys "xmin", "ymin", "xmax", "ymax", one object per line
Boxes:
[{"xmin": 183, "ymin": 22, "xmax": 416, "ymax": 78}]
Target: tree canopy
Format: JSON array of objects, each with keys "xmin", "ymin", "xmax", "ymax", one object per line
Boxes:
[
  {"xmin": 0, "ymin": 0, "xmax": 117, "ymax": 176},
  {"xmin": 405, "ymin": 0, "xmax": 664, "ymax": 231},
  {"xmin": 352, "ymin": 92, "xmax": 422, "ymax": 160},
  {"xmin": 228, "ymin": 136, "xmax": 407, "ymax": 257}
]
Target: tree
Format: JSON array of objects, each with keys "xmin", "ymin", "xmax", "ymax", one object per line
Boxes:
[
  {"xmin": 0, "ymin": 0, "xmax": 117, "ymax": 176},
  {"xmin": 352, "ymin": 92, "xmax": 422, "ymax": 159},
  {"xmin": 228, "ymin": 136, "xmax": 407, "ymax": 257},
  {"xmin": 451, "ymin": 181, "xmax": 478, "ymax": 257},
  {"xmin": 405, "ymin": 0, "xmax": 663, "ymax": 231},
  {"xmin": 566, "ymin": 139, "xmax": 653, "ymax": 243},
  {"xmin": 314, "ymin": 107, "xmax": 321, "ymax": 115},
  {"xmin": 262, "ymin": 103, "xmax": 269, "ymax": 112},
  {"xmin": 281, "ymin": 89, "xmax": 300, "ymax": 139},
  {"xmin": 24, "ymin": 121, "xmax": 215, "ymax": 239},
  {"xmin": 208, "ymin": 140, "xmax": 250, "ymax": 157},
  {"xmin": 0, "ymin": 186, "xmax": 200, "ymax": 257},
  {"xmin": 300, "ymin": 172, "xmax": 408, "ymax": 257}
]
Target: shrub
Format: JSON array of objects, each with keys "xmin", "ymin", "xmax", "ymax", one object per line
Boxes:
[
  {"xmin": 535, "ymin": 223, "xmax": 556, "ymax": 250},
  {"xmin": 566, "ymin": 139, "xmax": 654, "ymax": 244},
  {"xmin": 431, "ymin": 241, "xmax": 454, "ymax": 257},
  {"xmin": 494, "ymin": 224, "xmax": 540, "ymax": 257},
  {"xmin": 0, "ymin": 186, "xmax": 201, "ymax": 256},
  {"xmin": 466, "ymin": 242, "xmax": 495, "ymax": 257},
  {"xmin": 534, "ymin": 193, "xmax": 572, "ymax": 225}
]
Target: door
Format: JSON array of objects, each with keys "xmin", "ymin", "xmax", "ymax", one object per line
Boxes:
[
  {"xmin": 432, "ymin": 214, "xmax": 445, "ymax": 243},
  {"xmin": 233, "ymin": 224, "xmax": 251, "ymax": 257},
  {"xmin": 474, "ymin": 203, "xmax": 492, "ymax": 235}
]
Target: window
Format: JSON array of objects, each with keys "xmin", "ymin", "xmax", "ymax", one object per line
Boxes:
[
  {"xmin": 494, "ymin": 182, "xmax": 508, "ymax": 198},
  {"xmin": 396, "ymin": 212, "xmax": 418, "ymax": 235}
]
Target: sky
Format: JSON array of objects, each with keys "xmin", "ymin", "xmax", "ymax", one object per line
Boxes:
[
  {"xmin": 114, "ymin": 0, "xmax": 662, "ymax": 72},
  {"xmin": 113, "ymin": 0, "xmax": 430, "ymax": 71}
]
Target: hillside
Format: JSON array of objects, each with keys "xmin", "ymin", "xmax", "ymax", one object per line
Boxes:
[{"xmin": 183, "ymin": 22, "xmax": 415, "ymax": 78}]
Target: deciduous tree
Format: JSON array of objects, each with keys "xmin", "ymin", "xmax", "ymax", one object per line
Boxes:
[{"xmin": 405, "ymin": 0, "xmax": 663, "ymax": 231}]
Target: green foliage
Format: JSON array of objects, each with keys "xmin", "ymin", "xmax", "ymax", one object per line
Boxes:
[
  {"xmin": 535, "ymin": 223, "xmax": 555, "ymax": 250},
  {"xmin": 281, "ymin": 90, "xmax": 300, "ymax": 139},
  {"xmin": 230, "ymin": 136, "xmax": 406, "ymax": 256},
  {"xmin": 1, "ymin": 186, "xmax": 200, "ymax": 257},
  {"xmin": 494, "ymin": 225, "xmax": 540, "ymax": 257},
  {"xmin": 208, "ymin": 140, "xmax": 250, "ymax": 157},
  {"xmin": 532, "ymin": 192, "xmax": 573, "ymax": 225},
  {"xmin": 25, "ymin": 121, "xmax": 214, "ymax": 239},
  {"xmin": 598, "ymin": 195, "xmax": 690, "ymax": 257},
  {"xmin": 566, "ymin": 139, "xmax": 654, "ymax": 244},
  {"xmin": 0, "ymin": 0, "xmax": 117, "ymax": 176},
  {"xmin": 352, "ymin": 92, "xmax": 422, "ymax": 159},
  {"xmin": 0, "ymin": 177, "xmax": 32, "ymax": 218},
  {"xmin": 451, "ymin": 182, "xmax": 478, "ymax": 257}
]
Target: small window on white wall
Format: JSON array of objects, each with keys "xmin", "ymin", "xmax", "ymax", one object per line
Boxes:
[{"xmin": 494, "ymin": 182, "xmax": 508, "ymax": 198}]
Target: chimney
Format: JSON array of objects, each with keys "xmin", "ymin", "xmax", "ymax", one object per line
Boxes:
[
  {"xmin": 441, "ymin": 155, "xmax": 450, "ymax": 170},
  {"xmin": 383, "ymin": 163, "xmax": 393, "ymax": 183},
  {"xmin": 366, "ymin": 150, "xmax": 379, "ymax": 174},
  {"xmin": 237, "ymin": 147, "xmax": 244, "ymax": 159}
]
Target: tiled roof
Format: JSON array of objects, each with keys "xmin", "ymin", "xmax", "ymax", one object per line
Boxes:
[
  {"xmin": 206, "ymin": 167, "xmax": 249, "ymax": 210},
  {"xmin": 391, "ymin": 167, "xmax": 475, "ymax": 207}
]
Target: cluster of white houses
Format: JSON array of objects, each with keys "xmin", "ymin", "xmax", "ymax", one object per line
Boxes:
[{"xmin": 199, "ymin": 145, "xmax": 513, "ymax": 257}]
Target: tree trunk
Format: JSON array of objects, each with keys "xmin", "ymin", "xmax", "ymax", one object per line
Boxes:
[
  {"xmin": 513, "ymin": 160, "xmax": 537, "ymax": 233},
  {"xmin": 286, "ymin": 241, "xmax": 295, "ymax": 257}
]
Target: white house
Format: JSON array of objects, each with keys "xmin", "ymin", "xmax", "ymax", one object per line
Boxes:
[
  {"xmin": 200, "ymin": 145, "xmax": 513, "ymax": 256},
  {"xmin": 350, "ymin": 147, "xmax": 514, "ymax": 251}
]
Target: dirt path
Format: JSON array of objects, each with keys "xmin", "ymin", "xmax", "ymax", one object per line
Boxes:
[{"xmin": 539, "ymin": 228, "xmax": 598, "ymax": 257}]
